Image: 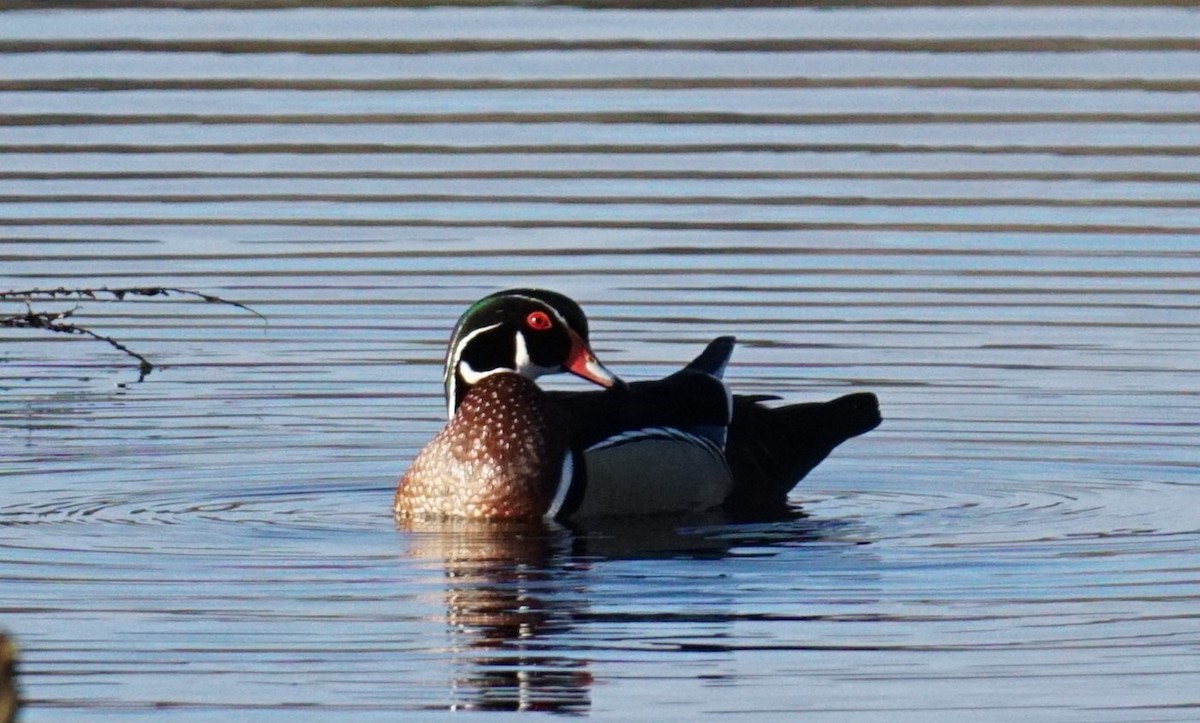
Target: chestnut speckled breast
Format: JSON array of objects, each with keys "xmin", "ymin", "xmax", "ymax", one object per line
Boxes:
[{"xmin": 396, "ymin": 373, "xmax": 575, "ymax": 520}]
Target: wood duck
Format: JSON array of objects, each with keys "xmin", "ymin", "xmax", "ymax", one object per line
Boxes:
[{"xmin": 395, "ymin": 289, "xmax": 881, "ymax": 522}]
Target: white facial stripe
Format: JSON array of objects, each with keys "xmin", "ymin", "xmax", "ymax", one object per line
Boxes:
[
  {"xmin": 448, "ymin": 322, "xmax": 503, "ymax": 373},
  {"xmin": 543, "ymin": 453, "xmax": 574, "ymax": 520},
  {"xmin": 445, "ymin": 296, "xmax": 578, "ymax": 419},
  {"xmin": 446, "ymin": 321, "xmax": 503, "ymax": 419},
  {"xmin": 513, "ymin": 330, "xmax": 558, "ymax": 380},
  {"xmin": 448, "ymin": 326, "xmax": 562, "ymax": 418}
]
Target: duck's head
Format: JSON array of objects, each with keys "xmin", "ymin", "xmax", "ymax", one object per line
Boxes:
[{"xmin": 443, "ymin": 289, "xmax": 622, "ymax": 417}]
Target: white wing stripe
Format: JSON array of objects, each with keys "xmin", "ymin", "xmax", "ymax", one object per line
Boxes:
[{"xmin": 586, "ymin": 427, "xmax": 725, "ymax": 463}]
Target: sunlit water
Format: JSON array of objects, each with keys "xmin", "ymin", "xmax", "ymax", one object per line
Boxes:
[{"xmin": 2, "ymin": 3, "xmax": 1199, "ymax": 720}]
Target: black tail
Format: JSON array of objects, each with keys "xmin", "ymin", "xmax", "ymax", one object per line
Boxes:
[
  {"xmin": 684, "ymin": 336, "xmax": 736, "ymax": 378},
  {"xmin": 723, "ymin": 392, "xmax": 881, "ymax": 518}
]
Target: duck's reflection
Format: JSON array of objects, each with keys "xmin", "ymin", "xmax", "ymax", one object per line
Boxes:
[
  {"xmin": 401, "ymin": 509, "xmax": 824, "ymax": 714},
  {"xmin": 403, "ymin": 520, "xmax": 592, "ymax": 714}
]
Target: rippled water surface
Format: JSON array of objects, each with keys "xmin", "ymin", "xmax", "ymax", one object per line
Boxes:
[{"xmin": 2, "ymin": 2, "xmax": 1200, "ymax": 720}]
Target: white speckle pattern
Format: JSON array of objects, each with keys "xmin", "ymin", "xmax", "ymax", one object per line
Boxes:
[{"xmin": 396, "ymin": 373, "xmax": 571, "ymax": 520}]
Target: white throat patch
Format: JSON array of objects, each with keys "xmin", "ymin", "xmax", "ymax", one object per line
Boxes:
[
  {"xmin": 449, "ymin": 328, "xmax": 557, "ymax": 419},
  {"xmin": 446, "ymin": 321, "xmax": 501, "ymax": 419}
]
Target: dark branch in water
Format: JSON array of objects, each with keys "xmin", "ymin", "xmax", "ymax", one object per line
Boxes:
[
  {"xmin": 2, "ymin": 305, "xmax": 154, "ymax": 380},
  {"xmin": 0, "ymin": 286, "xmax": 267, "ymax": 323},
  {"xmin": 1, "ymin": 286, "xmax": 265, "ymax": 381}
]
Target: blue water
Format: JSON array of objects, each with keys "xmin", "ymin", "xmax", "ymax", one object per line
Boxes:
[{"xmin": 2, "ymin": 2, "xmax": 1200, "ymax": 720}]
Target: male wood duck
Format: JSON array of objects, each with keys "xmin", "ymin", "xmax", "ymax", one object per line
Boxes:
[{"xmin": 396, "ymin": 289, "xmax": 881, "ymax": 522}]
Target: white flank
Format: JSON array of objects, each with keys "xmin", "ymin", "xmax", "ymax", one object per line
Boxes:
[{"xmin": 574, "ymin": 427, "xmax": 733, "ymax": 517}]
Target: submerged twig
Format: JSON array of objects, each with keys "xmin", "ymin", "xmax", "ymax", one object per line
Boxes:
[{"xmin": 1, "ymin": 286, "xmax": 265, "ymax": 381}]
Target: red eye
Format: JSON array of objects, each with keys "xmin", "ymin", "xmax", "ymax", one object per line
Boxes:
[{"xmin": 526, "ymin": 310, "xmax": 553, "ymax": 331}]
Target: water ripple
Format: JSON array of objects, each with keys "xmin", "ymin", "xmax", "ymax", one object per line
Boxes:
[{"xmin": 3, "ymin": 2, "xmax": 1200, "ymax": 720}]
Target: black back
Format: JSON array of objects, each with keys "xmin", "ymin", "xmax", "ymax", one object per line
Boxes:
[
  {"xmin": 548, "ymin": 336, "xmax": 735, "ymax": 450},
  {"xmin": 548, "ymin": 334, "xmax": 881, "ymax": 518}
]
